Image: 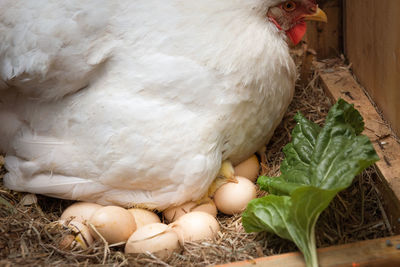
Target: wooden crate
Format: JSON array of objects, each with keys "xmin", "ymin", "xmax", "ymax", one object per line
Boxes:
[
  {"xmin": 305, "ymin": 0, "xmax": 343, "ymax": 59},
  {"xmin": 306, "ymin": 0, "xmax": 400, "ymax": 136},
  {"xmin": 344, "ymin": 0, "xmax": 400, "ymax": 137},
  {"xmin": 221, "ymin": 63, "xmax": 400, "ymax": 267},
  {"xmin": 224, "ymin": 1, "xmax": 400, "ymax": 265},
  {"xmin": 221, "ymin": 236, "xmax": 400, "ymax": 267},
  {"xmin": 306, "ymin": 0, "xmax": 400, "ymax": 235}
]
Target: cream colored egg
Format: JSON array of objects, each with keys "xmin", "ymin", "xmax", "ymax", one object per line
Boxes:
[
  {"xmin": 60, "ymin": 202, "xmax": 102, "ymax": 224},
  {"xmin": 163, "ymin": 202, "xmax": 196, "ymax": 223},
  {"xmin": 89, "ymin": 206, "xmax": 136, "ymax": 244},
  {"xmin": 127, "ymin": 208, "xmax": 161, "ymax": 228},
  {"xmin": 234, "ymin": 155, "xmax": 260, "ymax": 182},
  {"xmin": 213, "ymin": 176, "xmax": 257, "ymax": 215},
  {"xmin": 192, "ymin": 200, "xmax": 217, "ymax": 218},
  {"xmin": 171, "ymin": 211, "xmax": 220, "ymax": 243},
  {"xmin": 59, "ymin": 234, "xmax": 76, "ymax": 250},
  {"xmin": 163, "ymin": 201, "xmax": 217, "ymax": 223},
  {"xmin": 58, "ymin": 220, "xmax": 94, "ymax": 249},
  {"xmin": 125, "ymin": 223, "xmax": 180, "ymax": 258}
]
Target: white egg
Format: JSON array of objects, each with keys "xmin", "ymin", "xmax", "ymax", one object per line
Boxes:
[
  {"xmin": 125, "ymin": 223, "xmax": 180, "ymax": 258},
  {"xmin": 89, "ymin": 206, "xmax": 136, "ymax": 244},
  {"xmin": 58, "ymin": 220, "xmax": 94, "ymax": 250},
  {"xmin": 213, "ymin": 176, "xmax": 257, "ymax": 215},
  {"xmin": 171, "ymin": 211, "xmax": 220, "ymax": 243},
  {"xmin": 234, "ymin": 155, "xmax": 260, "ymax": 182},
  {"xmin": 163, "ymin": 200, "xmax": 217, "ymax": 223},
  {"xmin": 127, "ymin": 208, "xmax": 161, "ymax": 228},
  {"xmin": 192, "ymin": 200, "xmax": 217, "ymax": 218},
  {"xmin": 60, "ymin": 202, "xmax": 103, "ymax": 224},
  {"xmin": 163, "ymin": 202, "xmax": 196, "ymax": 222}
]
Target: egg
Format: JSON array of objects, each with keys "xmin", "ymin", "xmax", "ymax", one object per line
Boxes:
[
  {"xmin": 59, "ymin": 234, "xmax": 76, "ymax": 250},
  {"xmin": 171, "ymin": 211, "xmax": 220, "ymax": 243},
  {"xmin": 125, "ymin": 223, "xmax": 180, "ymax": 259},
  {"xmin": 192, "ymin": 200, "xmax": 217, "ymax": 217},
  {"xmin": 127, "ymin": 208, "xmax": 161, "ymax": 228},
  {"xmin": 89, "ymin": 206, "xmax": 136, "ymax": 244},
  {"xmin": 163, "ymin": 202, "xmax": 195, "ymax": 222},
  {"xmin": 163, "ymin": 200, "xmax": 217, "ymax": 223},
  {"xmin": 58, "ymin": 220, "xmax": 94, "ymax": 250},
  {"xmin": 234, "ymin": 155, "xmax": 260, "ymax": 182},
  {"xmin": 213, "ymin": 176, "xmax": 257, "ymax": 215},
  {"xmin": 60, "ymin": 202, "xmax": 103, "ymax": 224}
]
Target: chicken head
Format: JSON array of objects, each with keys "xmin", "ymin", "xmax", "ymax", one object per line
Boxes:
[{"xmin": 267, "ymin": 0, "xmax": 327, "ymax": 45}]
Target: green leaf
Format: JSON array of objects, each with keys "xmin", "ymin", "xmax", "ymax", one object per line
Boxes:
[
  {"xmin": 325, "ymin": 98, "xmax": 364, "ymax": 135},
  {"xmin": 257, "ymin": 176, "xmax": 303, "ymax": 195},
  {"xmin": 288, "ymin": 187, "xmax": 337, "ymax": 266},
  {"xmin": 243, "ymin": 99, "xmax": 379, "ymax": 267},
  {"xmin": 243, "ymin": 187, "xmax": 338, "ymax": 266},
  {"xmin": 309, "ymin": 100, "xmax": 378, "ymax": 188},
  {"xmin": 242, "ymin": 195, "xmax": 293, "ymax": 239},
  {"xmin": 279, "ymin": 113, "xmax": 321, "ymax": 186}
]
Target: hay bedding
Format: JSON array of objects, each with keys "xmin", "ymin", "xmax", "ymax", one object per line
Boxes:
[{"xmin": 0, "ymin": 56, "xmax": 393, "ymax": 266}]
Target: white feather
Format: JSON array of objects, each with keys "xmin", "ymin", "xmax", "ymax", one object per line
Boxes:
[{"xmin": 1, "ymin": 0, "xmax": 296, "ymax": 210}]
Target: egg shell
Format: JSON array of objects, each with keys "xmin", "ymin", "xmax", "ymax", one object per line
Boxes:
[
  {"xmin": 125, "ymin": 223, "xmax": 180, "ymax": 258},
  {"xmin": 213, "ymin": 176, "xmax": 257, "ymax": 215},
  {"xmin": 171, "ymin": 211, "xmax": 220, "ymax": 243},
  {"xmin": 127, "ymin": 208, "xmax": 161, "ymax": 228},
  {"xmin": 58, "ymin": 220, "xmax": 94, "ymax": 249},
  {"xmin": 163, "ymin": 201, "xmax": 217, "ymax": 223},
  {"xmin": 69, "ymin": 221, "xmax": 94, "ymax": 249},
  {"xmin": 192, "ymin": 200, "xmax": 217, "ymax": 218},
  {"xmin": 60, "ymin": 202, "xmax": 103, "ymax": 224},
  {"xmin": 163, "ymin": 202, "xmax": 196, "ymax": 222},
  {"xmin": 89, "ymin": 206, "xmax": 136, "ymax": 244},
  {"xmin": 234, "ymin": 155, "xmax": 259, "ymax": 182},
  {"xmin": 59, "ymin": 234, "xmax": 75, "ymax": 250}
]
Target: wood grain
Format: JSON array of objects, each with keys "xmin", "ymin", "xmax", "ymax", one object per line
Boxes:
[
  {"xmin": 222, "ymin": 67, "xmax": 400, "ymax": 266},
  {"xmin": 345, "ymin": 0, "xmax": 400, "ymax": 136},
  {"xmin": 319, "ymin": 67, "xmax": 400, "ymax": 234},
  {"xmin": 220, "ymin": 235, "xmax": 400, "ymax": 267},
  {"xmin": 305, "ymin": 0, "xmax": 343, "ymax": 59}
]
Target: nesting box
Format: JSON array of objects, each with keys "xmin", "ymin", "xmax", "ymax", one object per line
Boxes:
[
  {"xmin": 1, "ymin": 1, "xmax": 399, "ymax": 266},
  {"xmin": 226, "ymin": 0, "xmax": 400, "ymax": 265}
]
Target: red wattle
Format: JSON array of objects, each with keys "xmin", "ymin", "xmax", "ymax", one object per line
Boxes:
[{"xmin": 286, "ymin": 21, "xmax": 307, "ymax": 45}]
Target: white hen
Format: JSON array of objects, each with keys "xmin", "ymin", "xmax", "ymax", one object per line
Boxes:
[{"xmin": 0, "ymin": 0, "xmax": 326, "ymax": 210}]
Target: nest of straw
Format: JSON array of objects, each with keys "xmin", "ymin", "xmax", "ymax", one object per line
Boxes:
[{"xmin": 0, "ymin": 53, "xmax": 393, "ymax": 266}]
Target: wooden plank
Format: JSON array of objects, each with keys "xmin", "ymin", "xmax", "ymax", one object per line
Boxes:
[
  {"xmin": 219, "ymin": 235, "xmax": 400, "ymax": 267},
  {"xmin": 305, "ymin": 0, "xmax": 342, "ymax": 59},
  {"xmin": 345, "ymin": 0, "xmax": 400, "ymax": 136},
  {"xmin": 223, "ymin": 65, "xmax": 400, "ymax": 267},
  {"xmin": 318, "ymin": 67, "xmax": 400, "ymax": 234}
]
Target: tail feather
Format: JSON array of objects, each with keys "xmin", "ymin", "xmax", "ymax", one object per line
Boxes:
[{"xmin": 4, "ymin": 156, "xmax": 179, "ymax": 210}]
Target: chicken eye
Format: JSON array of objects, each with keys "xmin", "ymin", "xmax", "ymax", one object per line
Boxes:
[{"xmin": 282, "ymin": 1, "xmax": 296, "ymax": 12}]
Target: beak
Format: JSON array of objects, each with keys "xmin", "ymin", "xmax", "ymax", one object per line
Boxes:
[{"xmin": 303, "ymin": 7, "xmax": 328, "ymax": 23}]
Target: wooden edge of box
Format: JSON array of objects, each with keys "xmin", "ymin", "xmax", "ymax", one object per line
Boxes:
[
  {"xmin": 317, "ymin": 65, "xmax": 400, "ymax": 234},
  {"xmin": 222, "ymin": 64, "xmax": 400, "ymax": 267},
  {"xmin": 218, "ymin": 235, "xmax": 400, "ymax": 267}
]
